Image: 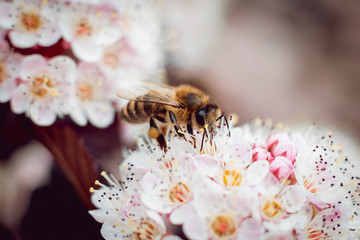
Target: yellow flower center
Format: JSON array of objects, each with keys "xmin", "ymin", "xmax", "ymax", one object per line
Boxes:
[
  {"xmin": 211, "ymin": 215, "xmax": 236, "ymax": 238},
  {"xmin": 222, "ymin": 169, "xmax": 242, "ymax": 187},
  {"xmin": 75, "ymin": 19, "xmax": 92, "ymax": 37},
  {"xmin": 20, "ymin": 12, "xmax": 42, "ymax": 32},
  {"xmin": 261, "ymin": 199, "xmax": 286, "ymax": 221},
  {"xmin": 31, "ymin": 76, "xmax": 60, "ymax": 98},
  {"xmin": 103, "ymin": 51, "xmax": 119, "ymax": 68},
  {"xmin": 134, "ymin": 221, "xmax": 159, "ymax": 240},
  {"xmin": 169, "ymin": 182, "xmax": 190, "ymax": 204},
  {"xmin": 77, "ymin": 82, "xmax": 94, "ymax": 101}
]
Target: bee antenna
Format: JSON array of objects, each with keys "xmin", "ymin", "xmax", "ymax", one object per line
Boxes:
[{"xmin": 216, "ymin": 114, "xmax": 231, "ymax": 137}]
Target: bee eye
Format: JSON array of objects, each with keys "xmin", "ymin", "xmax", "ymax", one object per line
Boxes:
[{"xmin": 195, "ymin": 108, "xmax": 206, "ymax": 127}]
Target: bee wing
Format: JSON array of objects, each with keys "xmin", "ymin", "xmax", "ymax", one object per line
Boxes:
[{"xmin": 116, "ymin": 82, "xmax": 182, "ymax": 107}]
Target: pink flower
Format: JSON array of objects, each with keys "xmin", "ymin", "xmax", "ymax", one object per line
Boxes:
[
  {"xmin": 269, "ymin": 156, "xmax": 293, "ymax": 180},
  {"xmin": 252, "ymin": 144, "xmax": 272, "ymax": 161}
]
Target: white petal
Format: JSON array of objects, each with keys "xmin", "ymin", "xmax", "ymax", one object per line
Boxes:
[
  {"xmin": 0, "ymin": 3, "xmax": 15, "ymax": 29},
  {"xmin": 10, "ymin": 85, "xmax": 28, "ymax": 113},
  {"xmin": 146, "ymin": 210, "xmax": 166, "ymax": 234},
  {"xmin": 86, "ymin": 102, "xmax": 115, "ymax": 128},
  {"xmin": 238, "ymin": 218, "xmax": 265, "ymax": 239},
  {"xmin": 245, "ymin": 160, "xmax": 269, "ymax": 185},
  {"xmin": 0, "ymin": 80, "xmax": 16, "ymax": 102},
  {"xmin": 9, "ymin": 31, "xmax": 38, "ymax": 48},
  {"xmin": 93, "ymin": 27, "xmax": 122, "ymax": 46},
  {"xmin": 228, "ymin": 142, "xmax": 252, "ymax": 168},
  {"xmin": 170, "ymin": 202, "xmax": 193, "ymax": 225},
  {"xmin": 38, "ymin": 22, "xmax": 61, "ymax": 47},
  {"xmin": 141, "ymin": 172, "xmax": 164, "ymax": 195},
  {"xmin": 183, "ymin": 213, "xmax": 207, "ymax": 240},
  {"xmin": 20, "ymin": 55, "xmax": 47, "ymax": 80},
  {"xmin": 48, "ymin": 56, "xmax": 77, "ymax": 83},
  {"xmin": 72, "ymin": 41, "xmax": 103, "ymax": 62},
  {"xmin": 88, "ymin": 209, "xmax": 114, "ymax": 223},
  {"xmin": 141, "ymin": 194, "xmax": 172, "ymax": 213},
  {"xmin": 193, "ymin": 155, "xmax": 220, "ymax": 177},
  {"xmin": 29, "ymin": 101, "xmax": 57, "ymax": 126},
  {"xmin": 280, "ymin": 185, "xmax": 307, "ymax": 213},
  {"xmin": 70, "ymin": 105, "xmax": 87, "ymax": 126}
]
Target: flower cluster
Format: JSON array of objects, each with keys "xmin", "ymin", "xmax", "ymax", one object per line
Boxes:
[
  {"xmin": 0, "ymin": 0, "xmax": 164, "ymax": 127},
  {"xmin": 89, "ymin": 118, "xmax": 360, "ymax": 239}
]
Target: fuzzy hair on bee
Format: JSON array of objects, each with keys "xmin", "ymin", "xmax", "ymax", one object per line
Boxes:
[{"xmin": 117, "ymin": 82, "xmax": 228, "ymax": 151}]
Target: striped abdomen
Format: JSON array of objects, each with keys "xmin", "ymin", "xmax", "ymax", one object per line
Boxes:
[{"xmin": 120, "ymin": 101, "xmax": 153, "ymax": 123}]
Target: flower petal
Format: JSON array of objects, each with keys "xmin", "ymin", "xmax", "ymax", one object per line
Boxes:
[
  {"xmin": 0, "ymin": 3, "xmax": 15, "ymax": 29},
  {"xmin": 280, "ymin": 185, "xmax": 307, "ymax": 213},
  {"xmin": 86, "ymin": 102, "xmax": 114, "ymax": 128},
  {"xmin": 72, "ymin": 41, "xmax": 103, "ymax": 62},
  {"xmin": 11, "ymin": 85, "xmax": 28, "ymax": 113},
  {"xmin": 20, "ymin": 55, "xmax": 47, "ymax": 80},
  {"xmin": 38, "ymin": 22, "xmax": 61, "ymax": 47},
  {"xmin": 29, "ymin": 101, "xmax": 57, "ymax": 126},
  {"xmin": 246, "ymin": 160, "xmax": 269, "ymax": 185},
  {"xmin": 9, "ymin": 31, "xmax": 38, "ymax": 48}
]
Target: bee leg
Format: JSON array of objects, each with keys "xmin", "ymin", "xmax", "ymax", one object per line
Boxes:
[
  {"xmin": 200, "ymin": 129, "xmax": 209, "ymax": 152},
  {"xmin": 169, "ymin": 111, "xmax": 186, "ymax": 140},
  {"xmin": 148, "ymin": 116, "xmax": 167, "ymax": 151},
  {"xmin": 187, "ymin": 120, "xmax": 196, "ymax": 148}
]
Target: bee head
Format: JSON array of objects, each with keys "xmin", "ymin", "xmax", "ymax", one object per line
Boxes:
[{"xmin": 195, "ymin": 104, "xmax": 221, "ymax": 130}]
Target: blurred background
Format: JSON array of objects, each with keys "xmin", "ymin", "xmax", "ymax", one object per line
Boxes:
[{"xmin": 1, "ymin": 0, "xmax": 360, "ymax": 239}]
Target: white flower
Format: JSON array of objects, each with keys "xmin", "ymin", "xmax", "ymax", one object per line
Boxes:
[
  {"xmin": 89, "ymin": 118, "xmax": 360, "ymax": 240},
  {"xmin": 59, "ymin": 2, "xmax": 122, "ymax": 62},
  {"xmin": 141, "ymin": 153, "xmax": 197, "ymax": 215},
  {"xmin": 89, "ymin": 168, "xmax": 181, "ymax": 240},
  {"xmin": 0, "ymin": 0, "xmax": 62, "ymax": 48},
  {"xmin": 179, "ymin": 175, "xmax": 265, "ymax": 240},
  {"xmin": 0, "ymin": 39, "xmax": 23, "ymax": 103},
  {"xmin": 11, "ymin": 54, "xmax": 76, "ymax": 126},
  {"xmin": 294, "ymin": 129, "xmax": 358, "ymax": 207},
  {"xmin": 69, "ymin": 62, "xmax": 115, "ymax": 128},
  {"xmin": 98, "ymin": 1, "xmax": 165, "ymax": 106}
]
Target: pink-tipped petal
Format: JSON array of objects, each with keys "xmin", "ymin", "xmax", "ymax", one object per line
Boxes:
[
  {"xmin": 11, "ymin": 85, "xmax": 28, "ymax": 113},
  {"xmin": 273, "ymin": 142, "xmax": 297, "ymax": 163},
  {"xmin": 269, "ymin": 156, "xmax": 293, "ymax": 180},
  {"xmin": 20, "ymin": 55, "xmax": 47, "ymax": 80}
]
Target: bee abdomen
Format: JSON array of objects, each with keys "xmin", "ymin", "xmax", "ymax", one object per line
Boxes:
[{"xmin": 120, "ymin": 101, "xmax": 152, "ymax": 123}]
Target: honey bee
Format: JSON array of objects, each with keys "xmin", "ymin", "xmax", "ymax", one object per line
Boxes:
[{"xmin": 117, "ymin": 82, "xmax": 228, "ymax": 150}]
